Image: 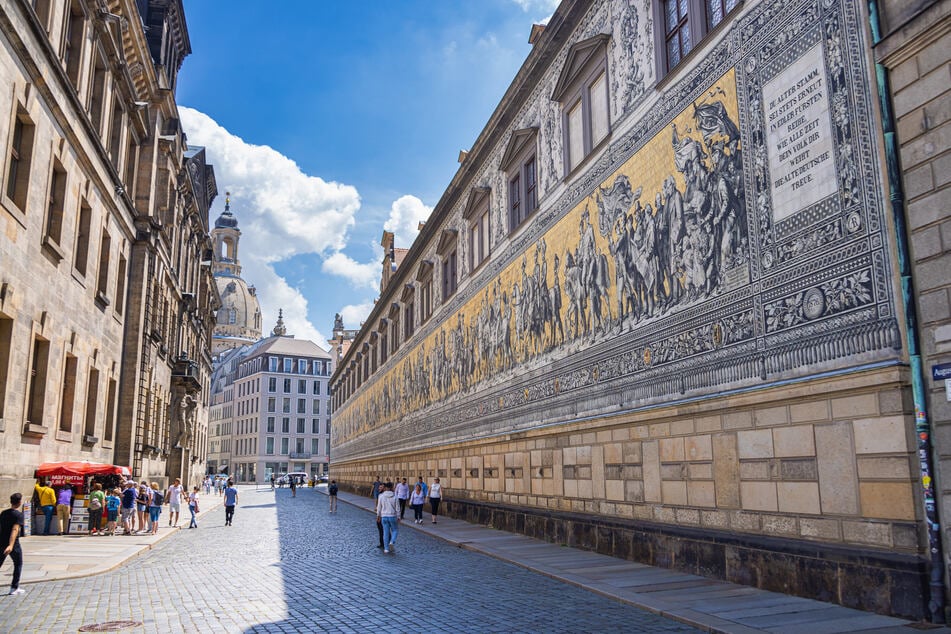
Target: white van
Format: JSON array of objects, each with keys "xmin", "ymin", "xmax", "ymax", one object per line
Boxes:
[{"xmin": 280, "ymin": 472, "xmax": 309, "ymax": 485}]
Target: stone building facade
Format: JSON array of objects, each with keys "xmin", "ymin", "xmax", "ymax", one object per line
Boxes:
[
  {"xmin": 873, "ymin": 0, "xmax": 951, "ymax": 622},
  {"xmin": 330, "ymin": 0, "xmax": 946, "ymax": 619},
  {"xmin": 0, "ymin": 0, "xmax": 216, "ymax": 497},
  {"xmin": 208, "ymin": 316, "xmax": 334, "ymax": 483}
]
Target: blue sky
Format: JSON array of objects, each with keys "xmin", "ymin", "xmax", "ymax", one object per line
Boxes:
[{"xmin": 177, "ymin": 1, "xmax": 559, "ymax": 344}]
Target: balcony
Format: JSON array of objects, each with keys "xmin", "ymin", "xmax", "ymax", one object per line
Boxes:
[
  {"xmin": 288, "ymin": 451, "xmax": 312, "ymax": 460},
  {"xmin": 172, "ymin": 355, "xmax": 201, "ymax": 391}
]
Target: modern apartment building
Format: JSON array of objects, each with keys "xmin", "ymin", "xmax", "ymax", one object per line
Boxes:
[{"xmin": 209, "ymin": 316, "xmax": 334, "ymax": 483}]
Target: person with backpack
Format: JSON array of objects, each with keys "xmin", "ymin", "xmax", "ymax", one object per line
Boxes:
[
  {"xmin": 87, "ymin": 483, "xmax": 105, "ymax": 535},
  {"xmin": 148, "ymin": 483, "xmax": 164, "ymax": 535},
  {"xmin": 328, "ymin": 480, "xmax": 338, "ymax": 513},
  {"xmin": 105, "ymin": 488, "xmax": 121, "ymax": 535}
]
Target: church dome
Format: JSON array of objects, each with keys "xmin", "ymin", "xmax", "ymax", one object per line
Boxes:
[
  {"xmin": 215, "ymin": 209, "xmax": 238, "ymax": 229},
  {"xmin": 215, "ymin": 276, "xmax": 262, "ymax": 337}
]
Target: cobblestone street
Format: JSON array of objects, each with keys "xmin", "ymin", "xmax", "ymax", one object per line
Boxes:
[{"xmin": 0, "ymin": 487, "xmax": 697, "ymax": 633}]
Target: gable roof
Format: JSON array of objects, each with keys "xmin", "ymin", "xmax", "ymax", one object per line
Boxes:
[{"xmin": 551, "ymin": 33, "xmax": 610, "ymax": 102}]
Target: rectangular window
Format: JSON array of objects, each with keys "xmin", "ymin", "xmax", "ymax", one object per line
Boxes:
[
  {"xmin": 96, "ymin": 231, "xmax": 111, "ymax": 299},
  {"xmin": 268, "ymin": 377, "xmax": 276, "ymax": 392},
  {"xmin": 267, "ymin": 416, "xmax": 275, "ymax": 433},
  {"xmin": 58, "ymin": 354, "xmax": 78, "ymax": 433},
  {"xmin": 298, "ymin": 379, "xmax": 306, "ymax": 394},
  {"xmin": 62, "ymin": 1, "xmax": 85, "ymax": 88},
  {"xmin": 312, "ymin": 399, "xmax": 320, "ymax": 415},
  {"xmin": 404, "ymin": 301, "xmax": 415, "ymax": 339},
  {"xmin": 74, "ymin": 199, "xmax": 91, "ymax": 276},
  {"xmin": 44, "ymin": 160, "xmax": 68, "ymax": 248},
  {"xmin": 589, "ymin": 73, "xmax": 609, "ymax": 145},
  {"xmin": 103, "ymin": 378, "xmax": 116, "ymax": 441},
  {"xmin": 298, "ymin": 359, "xmax": 307, "ymax": 374},
  {"xmin": 283, "ymin": 378, "xmax": 291, "ymax": 393},
  {"xmin": 5, "ymin": 108, "xmax": 36, "ymax": 212},
  {"xmin": 508, "ymin": 172, "xmax": 520, "ymax": 230},
  {"xmin": 297, "ymin": 417, "xmax": 305, "ymax": 433},
  {"xmin": 283, "ymin": 358, "xmax": 292, "ymax": 373},
  {"xmin": 281, "ymin": 417, "xmax": 290, "ymax": 433},
  {"xmin": 0, "ymin": 316, "xmax": 12, "ymax": 421},
  {"xmin": 108, "ymin": 98, "xmax": 124, "ymax": 170},
  {"xmin": 282, "ymin": 397, "xmax": 290, "ymax": 413},
  {"xmin": 655, "ymin": 0, "xmax": 738, "ymax": 75},
  {"xmin": 281, "ymin": 437, "xmax": 288, "ymax": 455},
  {"xmin": 124, "ymin": 138, "xmax": 137, "ymax": 197},
  {"xmin": 420, "ymin": 278, "xmax": 433, "ymax": 322},
  {"xmin": 469, "ymin": 209, "xmax": 491, "ymax": 271},
  {"xmin": 266, "ymin": 437, "xmax": 274, "ymax": 455},
  {"xmin": 441, "ymin": 250, "xmax": 457, "ymax": 300},
  {"xmin": 566, "ymin": 100, "xmax": 584, "ymax": 172},
  {"xmin": 88, "ymin": 52, "xmax": 107, "ymax": 134},
  {"xmin": 297, "ymin": 399, "xmax": 306, "ymax": 414},
  {"xmin": 267, "ymin": 397, "xmax": 275, "ymax": 413},
  {"xmin": 311, "ymin": 438, "xmax": 318, "ymax": 455},
  {"xmin": 114, "ymin": 253, "xmax": 127, "ymax": 315},
  {"xmin": 269, "ymin": 357, "xmax": 278, "ymax": 372},
  {"xmin": 26, "ymin": 336, "xmax": 50, "ymax": 428},
  {"xmin": 312, "ymin": 418, "xmax": 319, "ymax": 434},
  {"xmin": 83, "ymin": 366, "xmax": 99, "ymax": 436},
  {"xmin": 312, "ymin": 380, "xmax": 320, "ymax": 395}
]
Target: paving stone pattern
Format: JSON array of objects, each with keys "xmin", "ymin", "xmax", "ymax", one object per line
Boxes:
[{"xmin": 0, "ymin": 487, "xmax": 698, "ymax": 633}]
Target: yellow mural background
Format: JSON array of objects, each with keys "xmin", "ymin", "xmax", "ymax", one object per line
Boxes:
[{"xmin": 337, "ymin": 68, "xmax": 741, "ymax": 445}]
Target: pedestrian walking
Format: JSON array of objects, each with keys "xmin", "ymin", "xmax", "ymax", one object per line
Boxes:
[
  {"xmin": 270, "ymin": 475, "xmax": 275, "ymax": 491},
  {"xmin": 223, "ymin": 482, "xmax": 238, "ymax": 526},
  {"xmin": 328, "ymin": 480, "xmax": 338, "ymax": 513},
  {"xmin": 376, "ymin": 482, "xmax": 400, "ymax": 554},
  {"xmin": 203, "ymin": 476, "xmax": 212, "ymax": 495},
  {"xmin": 290, "ymin": 476, "xmax": 297, "ymax": 498},
  {"xmin": 136, "ymin": 482, "xmax": 152, "ymax": 534},
  {"xmin": 0, "ymin": 492, "xmax": 25, "ymax": 596},
  {"xmin": 188, "ymin": 486, "xmax": 200, "ymax": 528},
  {"xmin": 409, "ymin": 484, "xmax": 425, "ymax": 524},
  {"xmin": 105, "ymin": 488, "xmax": 120, "ymax": 535},
  {"xmin": 33, "ymin": 479, "xmax": 56, "ymax": 535},
  {"xmin": 371, "ymin": 476, "xmax": 382, "ymax": 501},
  {"xmin": 56, "ymin": 485, "xmax": 73, "ymax": 535},
  {"xmin": 87, "ymin": 483, "xmax": 104, "ymax": 535},
  {"xmin": 416, "ymin": 476, "xmax": 428, "ymax": 499},
  {"xmin": 120, "ymin": 481, "xmax": 136, "ymax": 535},
  {"xmin": 148, "ymin": 483, "xmax": 164, "ymax": 535},
  {"xmin": 395, "ymin": 478, "xmax": 409, "ymax": 519},
  {"xmin": 165, "ymin": 478, "xmax": 185, "ymax": 528},
  {"xmin": 429, "ymin": 478, "xmax": 442, "ymax": 524}
]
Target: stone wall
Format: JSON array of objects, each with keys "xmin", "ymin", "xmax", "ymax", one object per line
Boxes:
[
  {"xmin": 333, "ymin": 365, "xmax": 927, "ymax": 617},
  {"xmin": 874, "ymin": 0, "xmax": 951, "ymax": 619}
]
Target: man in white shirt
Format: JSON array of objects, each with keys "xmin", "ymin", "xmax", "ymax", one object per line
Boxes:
[
  {"xmin": 165, "ymin": 478, "xmax": 185, "ymax": 528},
  {"xmin": 375, "ymin": 482, "xmax": 400, "ymax": 554},
  {"xmin": 394, "ymin": 478, "xmax": 410, "ymax": 519}
]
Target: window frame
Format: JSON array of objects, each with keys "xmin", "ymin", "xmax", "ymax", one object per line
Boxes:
[
  {"xmin": 463, "ymin": 187, "xmax": 492, "ymax": 272},
  {"xmin": 4, "ymin": 106, "xmax": 36, "ymax": 215},
  {"xmin": 551, "ymin": 35, "xmax": 611, "ymax": 177},
  {"xmin": 499, "ymin": 128, "xmax": 540, "ymax": 235},
  {"xmin": 652, "ymin": 0, "xmax": 743, "ymax": 77}
]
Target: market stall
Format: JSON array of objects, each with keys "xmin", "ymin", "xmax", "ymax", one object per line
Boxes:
[{"xmin": 32, "ymin": 462, "xmax": 131, "ymax": 534}]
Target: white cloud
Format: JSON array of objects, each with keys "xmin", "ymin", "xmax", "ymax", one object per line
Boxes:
[
  {"xmin": 321, "ymin": 252, "xmax": 380, "ymax": 290},
  {"xmin": 510, "ymin": 0, "xmax": 560, "ymax": 14},
  {"xmin": 340, "ymin": 302, "xmax": 377, "ymax": 330},
  {"xmin": 383, "ymin": 194, "xmax": 431, "ymax": 248},
  {"xmin": 180, "ymin": 107, "xmax": 433, "ymax": 346},
  {"xmin": 246, "ymin": 256, "xmax": 327, "ymax": 345}
]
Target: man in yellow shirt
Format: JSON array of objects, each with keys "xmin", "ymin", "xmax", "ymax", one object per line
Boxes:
[{"xmin": 34, "ymin": 480, "xmax": 56, "ymax": 535}]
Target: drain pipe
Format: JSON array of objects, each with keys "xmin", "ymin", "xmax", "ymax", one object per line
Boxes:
[{"xmin": 867, "ymin": 0, "xmax": 945, "ymax": 623}]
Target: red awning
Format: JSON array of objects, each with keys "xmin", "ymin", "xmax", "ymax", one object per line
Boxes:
[{"xmin": 35, "ymin": 461, "xmax": 131, "ymax": 477}]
